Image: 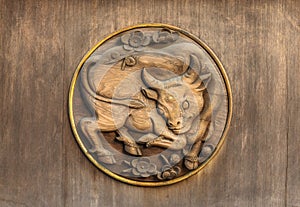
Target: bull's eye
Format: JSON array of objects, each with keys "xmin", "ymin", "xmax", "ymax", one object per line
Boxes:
[{"xmin": 182, "ymin": 100, "xmax": 189, "ymax": 110}]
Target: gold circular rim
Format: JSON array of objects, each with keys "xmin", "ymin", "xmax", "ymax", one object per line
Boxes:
[{"xmin": 68, "ymin": 23, "xmax": 232, "ymax": 187}]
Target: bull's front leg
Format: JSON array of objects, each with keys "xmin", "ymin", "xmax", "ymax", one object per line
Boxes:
[
  {"xmin": 140, "ymin": 134, "xmax": 185, "ymax": 149},
  {"xmin": 157, "ymin": 129, "xmax": 187, "ymax": 150},
  {"xmin": 143, "ymin": 115, "xmax": 187, "ymax": 150},
  {"xmin": 140, "ymin": 133, "xmax": 186, "ymax": 150},
  {"xmin": 184, "ymin": 120, "xmax": 210, "ymax": 170}
]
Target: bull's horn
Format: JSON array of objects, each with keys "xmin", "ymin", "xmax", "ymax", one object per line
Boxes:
[
  {"xmin": 141, "ymin": 68, "xmax": 164, "ymax": 89},
  {"xmin": 182, "ymin": 55, "xmax": 201, "ymax": 84}
]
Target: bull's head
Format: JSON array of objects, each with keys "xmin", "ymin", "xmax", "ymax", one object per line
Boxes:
[{"xmin": 141, "ymin": 55, "xmax": 211, "ymax": 135}]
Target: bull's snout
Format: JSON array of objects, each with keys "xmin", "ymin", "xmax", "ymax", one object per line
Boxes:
[{"xmin": 167, "ymin": 118, "xmax": 182, "ymax": 128}]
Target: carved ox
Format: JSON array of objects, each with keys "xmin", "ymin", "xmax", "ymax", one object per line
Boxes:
[{"xmin": 79, "ymin": 55, "xmax": 211, "ymax": 170}]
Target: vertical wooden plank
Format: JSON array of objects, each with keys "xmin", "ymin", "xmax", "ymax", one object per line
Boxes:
[
  {"xmin": 285, "ymin": 0, "xmax": 300, "ymax": 206},
  {"xmin": 191, "ymin": 1, "xmax": 288, "ymax": 206},
  {"xmin": 64, "ymin": 1, "xmax": 144, "ymax": 207},
  {"xmin": 63, "ymin": 0, "xmax": 288, "ymax": 206},
  {"xmin": 0, "ymin": 0, "xmax": 64, "ymax": 206}
]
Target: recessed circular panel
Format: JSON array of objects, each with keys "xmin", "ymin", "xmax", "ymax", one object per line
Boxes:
[{"xmin": 69, "ymin": 24, "xmax": 232, "ymax": 186}]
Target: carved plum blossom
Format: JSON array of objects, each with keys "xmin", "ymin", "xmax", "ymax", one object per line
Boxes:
[
  {"xmin": 157, "ymin": 154, "xmax": 182, "ymax": 180},
  {"xmin": 157, "ymin": 165, "xmax": 181, "ymax": 180},
  {"xmin": 122, "ymin": 157, "xmax": 157, "ymax": 177},
  {"xmin": 121, "ymin": 31, "xmax": 151, "ymax": 51}
]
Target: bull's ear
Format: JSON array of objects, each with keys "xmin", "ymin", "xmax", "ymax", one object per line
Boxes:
[
  {"xmin": 193, "ymin": 73, "xmax": 212, "ymax": 92},
  {"xmin": 200, "ymin": 72, "xmax": 211, "ymax": 86},
  {"xmin": 141, "ymin": 87, "xmax": 158, "ymax": 100}
]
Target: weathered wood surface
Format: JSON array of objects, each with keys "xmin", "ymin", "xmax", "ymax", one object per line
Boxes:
[
  {"xmin": 0, "ymin": 0, "xmax": 299, "ymax": 206},
  {"xmin": 286, "ymin": 2, "xmax": 300, "ymax": 207}
]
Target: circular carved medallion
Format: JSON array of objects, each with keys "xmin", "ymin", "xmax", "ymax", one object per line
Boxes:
[{"xmin": 69, "ymin": 24, "xmax": 232, "ymax": 186}]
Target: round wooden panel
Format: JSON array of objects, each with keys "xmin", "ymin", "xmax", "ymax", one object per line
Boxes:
[{"xmin": 69, "ymin": 23, "xmax": 232, "ymax": 186}]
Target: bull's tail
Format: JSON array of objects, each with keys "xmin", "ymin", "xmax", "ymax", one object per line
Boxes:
[{"xmin": 79, "ymin": 56, "xmax": 145, "ymax": 113}]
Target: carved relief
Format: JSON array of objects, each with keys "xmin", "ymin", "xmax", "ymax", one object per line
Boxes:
[{"xmin": 69, "ymin": 25, "xmax": 231, "ymax": 186}]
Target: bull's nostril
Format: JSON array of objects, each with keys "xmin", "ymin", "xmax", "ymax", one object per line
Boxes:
[{"xmin": 168, "ymin": 120, "xmax": 181, "ymax": 127}]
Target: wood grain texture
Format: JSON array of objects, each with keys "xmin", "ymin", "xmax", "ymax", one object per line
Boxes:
[
  {"xmin": 0, "ymin": 0, "xmax": 65, "ymax": 206},
  {"xmin": 285, "ymin": 1, "xmax": 300, "ymax": 207},
  {"xmin": 1, "ymin": 0, "xmax": 299, "ymax": 206}
]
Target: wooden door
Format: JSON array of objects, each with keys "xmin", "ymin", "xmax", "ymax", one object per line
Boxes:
[{"xmin": 1, "ymin": 0, "xmax": 299, "ymax": 206}]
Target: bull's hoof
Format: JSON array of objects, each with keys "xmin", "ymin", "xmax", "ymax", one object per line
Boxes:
[
  {"xmin": 184, "ymin": 156, "xmax": 199, "ymax": 170},
  {"xmin": 124, "ymin": 144, "xmax": 142, "ymax": 156},
  {"xmin": 116, "ymin": 136, "xmax": 142, "ymax": 156}
]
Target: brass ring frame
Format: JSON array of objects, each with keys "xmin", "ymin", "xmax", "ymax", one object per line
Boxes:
[{"xmin": 68, "ymin": 23, "xmax": 233, "ymax": 187}]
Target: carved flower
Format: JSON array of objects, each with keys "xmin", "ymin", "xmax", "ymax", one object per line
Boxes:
[
  {"xmin": 157, "ymin": 154, "xmax": 182, "ymax": 180},
  {"xmin": 122, "ymin": 157, "xmax": 157, "ymax": 177},
  {"xmin": 121, "ymin": 31, "xmax": 151, "ymax": 51},
  {"xmin": 152, "ymin": 28, "xmax": 179, "ymax": 43},
  {"xmin": 157, "ymin": 165, "xmax": 181, "ymax": 180}
]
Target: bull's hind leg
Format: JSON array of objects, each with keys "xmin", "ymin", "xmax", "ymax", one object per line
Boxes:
[
  {"xmin": 184, "ymin": 120, "xmax": 210, "ymax": 170},
  {"xmin": 116, "ymin": 127, "xmax": 142, "ymax": 156},
  {"xmin": 184, "ymin": 140, "xmax": 204, "ymax": 170},
  {"xmin": 78, "ymin": 117, "xmax": 116, "ymax": 164}
]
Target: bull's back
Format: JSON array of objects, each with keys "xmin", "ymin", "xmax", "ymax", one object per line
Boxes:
[
  {"xmin": 95, "ymin": 62, "xmax": 144, "ymax": 100},
  {"xmin": 94, "ymin": 88, "xmax": 155, "ymax": 133}
]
